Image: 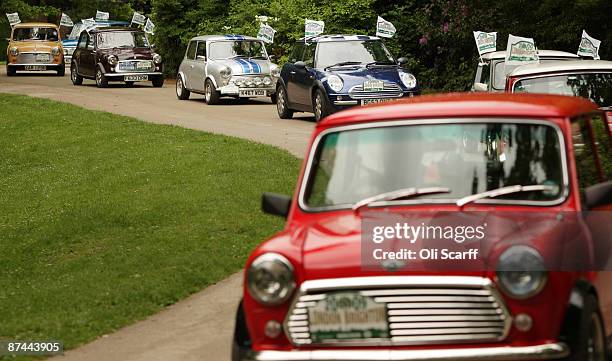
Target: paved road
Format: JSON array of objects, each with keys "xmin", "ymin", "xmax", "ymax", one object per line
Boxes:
[
  {"xmin": 0, "ymin": 67, "xmax": 313, "ymax": 361},
  {"xmin": 0, "ymin": 66, "xmax": 314, "ymax": 157}
]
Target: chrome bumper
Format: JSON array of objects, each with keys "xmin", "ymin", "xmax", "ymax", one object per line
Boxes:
[
  {"xmin": 103, "ymin": 72, "xmax": 163, "ymax": 78},
  {"xmin": 219, "ymin": 85, "xmax": 276, "ymax": 96},
  {"xmin": 242, "ymin": 343, "xmax": 569, "ymax": 361}
]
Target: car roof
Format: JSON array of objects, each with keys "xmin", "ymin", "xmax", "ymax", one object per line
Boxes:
[
  {"xmin": 300, "ymin": 34, "xmax": 380, "ymax": 43},
  {"xmin": 13, "ymin": 22, "xmax": 58, "ymax": 28},
  {"xmin": 508, "ymin": 60, "xmax": 612, "ymax": 77},
  {"xmin": 190, "ymin": 34, "xmax": 260, "ymax": 42},
  {"xmin": 319, "ymin": 93, "xmax": 599, "ymax": 128},
  {"xmin": 481, "ymin": 50, "xmax": 579, "ymax": 60}
]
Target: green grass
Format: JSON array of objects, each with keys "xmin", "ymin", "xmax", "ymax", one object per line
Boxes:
[{"xmin": 0, "ymin": 94, "xmax": 300, "ymax": 357}]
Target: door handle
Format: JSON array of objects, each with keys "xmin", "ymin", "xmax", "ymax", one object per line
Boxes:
[{"xmin": 290, "ymin": 71, "xmax": 296, "ymax": 75}]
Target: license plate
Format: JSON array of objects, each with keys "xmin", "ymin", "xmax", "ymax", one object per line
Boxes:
[
  {"xmin": 363, "ymin": 80, "xmax": 384, "ymax": 92},
  {"xmin": 25, "ymin": 65, "xmax": 46, "ymax": 71},
  {"xmin": 239, "ymin": 89, "xmax": 266, "ymax": 97},
  {"xmin": 35, "ymin": 54, "xmax": 50, "ymax": 62},
  {"xmin": 361, "ymin": 98, "xmax": 394, "ymax": 106},
  {"xmin": 124, "ymin": 75, "xmax": 148, "ymax": 81},
  {"xmin": 308, "ymin": 292, "xmax": 388, "ymax": 343},
  {"xmin": 136, "ymin": 61, "xmax": 151, "ymax": 70}
]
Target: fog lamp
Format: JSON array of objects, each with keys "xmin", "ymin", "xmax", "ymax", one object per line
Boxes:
[
  {"xmin": 264, "ymin": 320, "xmax": 282, "ymax": 338},
  {"xmin": 514, "ymin": 313, "xmax": 533, "ymax": 332},
  {"xmin": 254, "ymin": 77, "xmax": 263, "ymax": 86},
  {"xmin": 263, "ymin": 76, "xmax": 272, "ymax": 86}
]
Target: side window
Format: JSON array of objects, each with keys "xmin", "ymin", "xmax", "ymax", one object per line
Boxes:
[
  {"xmin": 86, "ymin": 33, "xmax": 94, "ymax": 49},
  {"xmin": 288, "ymin": 42, "xmax": 305, "ymax": 63},
  {"xmin": 572, "ymin": 117, "xmax": 602, "ymax": 191},
  {"xmin": 196, "ymin": 41, "xmax": 206, "ymax": 59},
  {"xmin": 480, "ymin": 63, "xmax": 491, "ymax": 87},
  {"xmin": 77, "ymin": 32, "xmax": 87, "ymax": 49},
  {"xmin": 186, "ymin": 41, "xmax": 197, "ymax": 60},
  {"xmin": 303, "ymin": 43, "xmax": 315, "ymax": 67}
]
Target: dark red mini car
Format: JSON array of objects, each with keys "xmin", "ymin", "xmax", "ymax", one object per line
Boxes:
[{"xmin": 233, "ymin": 93, "xmax": 612, "ymax": 361}]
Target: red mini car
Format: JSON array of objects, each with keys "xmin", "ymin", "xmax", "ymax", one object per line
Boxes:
[{"xmin": 233, "ymin": 93, "xmax": 612, "ymax": 361}]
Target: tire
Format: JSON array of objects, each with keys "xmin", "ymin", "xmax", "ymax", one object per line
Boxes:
[
  {"xmin": 204, "ymin": 79, "xmax": 220, "ymax": 105},
  {"xmin": 95, "ymin": 67, "xmax": 108, "ymax": 88},
  {"xmin": 269, "ymin": 92, "xmax": 278, "ymax": 104},
  {"xmin": 563, "ymin": 294, "xmax": 607, "ymax": 361},
  {"xmin": 125, "ymin": 81, "xmax": 134, "ymax": 87},
  {"xmin": 175, "ymin": 75, "xmax": 190, "ymax": 100},
  {"xmin": 70, "ymin": 63, "xmax": 83, "ymax": 85},
  {"xmin": 276, "ymin": 84, "xmax": 293, "ymax": 119},
  {"xmin": 313, "ymin": 88, "xmax": 331, "ymax": 122},
  {"xmin": 56, "ymin": 66, "xmax": 65, "ymax": 76},
  {"xmin": 152, "ymin": 76, "xmax": 164, "ymax": 88},
  {"xmin": 6, "ymin": 66, "xmax": 16, "ymax": 76}
]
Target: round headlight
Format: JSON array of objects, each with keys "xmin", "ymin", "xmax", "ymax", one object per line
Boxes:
[
  {"xmin": 326, "ymin": 75, "xmax": 343, "ymax": 92},
  {"xmin": 263, "ymin": 76, "xmax": 272, "ymax": 86},
  {"xmin": 496, "ymin": 245, "xmax": 547, "ymax": 299},
  {"xmin": 270, "ymin": 66, "xmax": 280, "ymax": 78},
  {"xmin": 220, "ymin": 66, "xmax": 232, "ymax": 79},
  {"xmin": 247, "ymin": 253, "xmax": 296, "ymax": 305},
  {"xmin": 10, "ymin": 47, "xmax": 19, "ymax": 56},
  {"xmin": 51, "ymin": 47, "xmax": 61, "ymax": 56},
  {"xmin": 400, "ymin": 72, "xmax": 417, "ymax": 89},
  {"xmin": 108, "ymin": 55, "xmax": 118, "ymax": 66},
  {"xmin": 153, "ymin": 53, "xmax": 162, "ymax": 64}
]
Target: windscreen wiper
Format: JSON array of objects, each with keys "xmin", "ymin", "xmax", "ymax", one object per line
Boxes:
[
  {"xmin": 365, "ymin": 61, "xmax": 397, "ymax": 67},
  {"xmin": 324, "ymin": 61, "xmax": 362, "ymax": 70},
  {"xmin": 353, "ymin": 187, "xmax": 451, "ymax": 213},
  {"xmin": 456, "ymin": 184, "xmax": 557, "ymax": 207}
]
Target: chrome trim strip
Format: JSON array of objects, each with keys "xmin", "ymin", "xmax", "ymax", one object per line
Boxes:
[
  {"xmin": 333, "ymin": 100, "xmax": 358, "ymax": 105},
  {"xmin": 8, "ymin": 63, "xmax": 61, "ymax": 67},
  {"xmin": 297, "ymin": 118, "xmax": 570, "ymax": 213},
  {"xmin": 241, "ymin": 343, "xmax": 569, "ymax": 361},
  {"xmin": 104, "ymin": 72, "xmax": 163, "ymax": 77}
]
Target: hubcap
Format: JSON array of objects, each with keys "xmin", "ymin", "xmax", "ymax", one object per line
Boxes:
[
  {"xmin": 315, "ymin": 94, "xmax": 322, "ymax": 119},
  {"xmin": 176, "ymin": 78, "xmax": 182, "ymax": 96},
  {"xmin": 587, "ymin": 313, "xmax": 605, "ymax": 361},
  {"xmin": 205, "ymin": 83, "xmax": 211, "ymax": 102},
  {"xmin": 277, "ymin": 88, "xmax": 285, "ymax": 112},
  {"xmin": 96, "ymin": 70, "xmax": 102, "ymax": 85},
  {"xmin": 71, "ymin": 66, "xmax": 76, "ymax": 81}
]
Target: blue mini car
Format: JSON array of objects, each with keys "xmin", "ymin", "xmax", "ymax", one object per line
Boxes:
[{"xmin": 276, "ymin": 35, "xmax": 419, "ymax": 121}]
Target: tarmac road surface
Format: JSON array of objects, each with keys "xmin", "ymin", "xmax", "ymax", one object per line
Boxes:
[{"xmin": 0, "ymin": 67, "xmax": 314, "ymax": 361}]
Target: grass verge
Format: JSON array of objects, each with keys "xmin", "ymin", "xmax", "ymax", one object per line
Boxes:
[{"xmin": 0, "ymin": 94, "xmax": 300, "ymax": 357}]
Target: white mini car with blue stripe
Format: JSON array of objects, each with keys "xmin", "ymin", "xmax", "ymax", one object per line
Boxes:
[{"xmin": 176, "ymin": 35, "xmax": 280, "ymax": 105}]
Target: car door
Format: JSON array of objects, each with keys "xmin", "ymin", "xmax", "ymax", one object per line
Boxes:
[
  {"xmin": 292, "ymin": 42, "xmax": 317, "ymax": 109},
  {"xmin": 73, "ymin": 32, "xmax": 90, "ymax": 76},
  {"xmin": 80, "ymin": 32, "xmax": 96, "ymax": 77},
  {"xmin": 182, "ymin": 40, "xmax": 198, "ymax": 90},
  {"xmin": 284, "ymin": 42, "xmax": 304, "ymax": 106},
  {"xmin": 191, "ymin": 41, "xmax": 207, "ymax": 93}
]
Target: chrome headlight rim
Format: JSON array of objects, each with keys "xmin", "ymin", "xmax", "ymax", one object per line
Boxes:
[
  {"xmin": 496, "ymin": 245, "xmax": 548, "ymax": 300},
  {"xmin": 270, "ymin": 66, "xmax": 280, "ymax": 78},
  {"xmin": 153, "ymin": 53, "xmax": 162, "ymax": 64},
  {"xmin": 51, "ymin": 47, "xmax": 61, "ymax": 57},
  {"xmin": 220, "ymin": 66, "xmax": 232, "ymax": 79},
  {"xmin": 399, "ymin": 72, "xmax": 417, "ymax": 89},
  {"xmin": 9, "ymin": 47, "xmax": 19, "ymax": 56},
  {"xmin": 326, "ymin": 75, "xmax": 344, "ymax": 93},
  {"xmin": 107, "ymin": 55, "xmax": 118, "ymax": 66},
  {"xmin": 247, "ymin": 252, "xmax": 296, "ymax": 306}
]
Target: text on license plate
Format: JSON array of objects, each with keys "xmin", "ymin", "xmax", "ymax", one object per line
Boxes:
[
  {"xmin": 124, "ymin": 75, "xmax": 148, "ymax": 81},
  {"xmin": 25, "ymin": 65, "xmax": 46, "ymax": 71},
  {"xmin": 361, "ymin": 98, "xmax": 394, "ymax": 106},
  {"xmin": 308, "ymin": 292, "xmax": 388, "ymax": 343},
  {"xmin": 239, "ymin": 89, "xmax": 266, "ymax": 97},
  {"xmin": 35, "ymin": 54, "xmax": 50, "ymax": 62}
]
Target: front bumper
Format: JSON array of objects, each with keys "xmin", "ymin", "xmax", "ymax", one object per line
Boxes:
[
  {"xmin": 241, "ymin": 343, "xmax": 569, "ymax": 361},
  {"xmin": 103, "ymin": 72, "xmax": 163, "ymax": 79},
  {"xmin": 8, "ymin": 63, "xmax": 64, "ymax": 70},
  {"xmin": 218, "ymin": 84, "xmax": 276, "ymax": 97},
  {"xmin": 331, "ymin": 91, "xmax": 418, "ymax": 107}
]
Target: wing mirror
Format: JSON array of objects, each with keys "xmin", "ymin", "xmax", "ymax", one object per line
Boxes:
[
  {"xmin": 294, "ymin": 61, "xmax": 306, "ymax": 69},
  {"xmin": 472, "ymin": 82, "xmax": 488, "ymax": 92},
  {"xmin": 397, "ymin": 57, "xmax": 408, "ymax": 66},
  {"xmin": 262, "ymin": 192, "xmax": 292, "ymax": 218},
  {"xmin": 585, "ymin": 181, "xmax": 612, "ymax": 209},
  {"xmin": 268, "ymin": 54, "xmax": 275, "ymax": 61},
  {"xmin": 196, "ymin": 55, "xmax": 206, "ymax": 61}
]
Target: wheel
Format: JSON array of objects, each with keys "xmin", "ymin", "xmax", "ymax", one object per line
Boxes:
[
  {"xmin": 56, "ymin": 66, "xmax": 65, "ymax": 76},
  {"xmin": 175, "ymin": 75, "xmax": 190, "ymax": 100},
  {"xmin": 6, "ymin": 66, "xmax": 16, "ymax": 76},
  {"xmin": 313, "ymin": 88, "xmax": 331, "ymax": 122},
  {"xmin": 563, "ymin": 294, "xmax": 607, "ymax": 361},
  {"xmin": 95, "ymin": 67, "xmax": 108, "ymax": 88},
  {"xmin": 276, "ymin": 84, "xmax": 293, "ymax": 119},
  {"xmin": 70, "ymin": 63, "xmax": 83, "ymax": 85},
  {"xmin": 152, "ymin": 76, "xmax": 164, "ymax": 88},
  {"xmin": 270, "ymin": 92, "xmax": 278, "ymax": 104},
  {"xmin": 204, "ymin": 79, "xmax": 220, "ymax": 105},
  {"xmin": 125, "ymin": 81, "xmax": 134, "ymax": 87}
]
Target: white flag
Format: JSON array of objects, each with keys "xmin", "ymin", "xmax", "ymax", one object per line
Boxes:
[
  {"xmin": 60, "ymin": 13, "xmax": 74, "ymax": 27},
  {"xmin": 577, "ymin": 30, "xmax": 601, "ymax": 60},
  {"xmin": 95, "ymin": 10, "xmax": 109, "ymax": 21},
  {"xmin": 144, "ymin": 18, "xmax": 155, "ymax": 34},
  {"xmin": 505, "ymin": 34, "xmax": 539, "ymax": 66},
  {"xmin": 305, "ymin": 19, "xmax": 324, "ymax": 37},
  {"xmin": 6, "ymin": 12, "xmax": 21, "ymax": 26},
  {"xmin": 473, "ymin": 31, "xmax": 497, "ymax": 56},
  {"xmin": 82, "ymin": 18, "xmax": 96, "ymax": 29},
  {"xmin": 131, "ymin": 12, "xmax": 146, "ymax": 26},
  {"xmin": 376, "ymin": 16, "xmax": 396, "ymax": 38},
  {"xmin": 257, "ymin": 23, "xmax": 276, "ymax": 44}
]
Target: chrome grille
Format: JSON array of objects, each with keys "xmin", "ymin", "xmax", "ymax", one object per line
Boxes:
[
  {"xmin": 284, "ymin": 276, "xmax": 511, "ymax": 346},
  {"xmin": 16, "ymin": 52, "xmax": 52, "ymax": 64},
  {"xmin": 349, "ymin": 82, "xmax": 402, "ymax": 99},
  {"xmin": 117, "ymin": 60, "xmax": 154, "ymax": 72}
]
